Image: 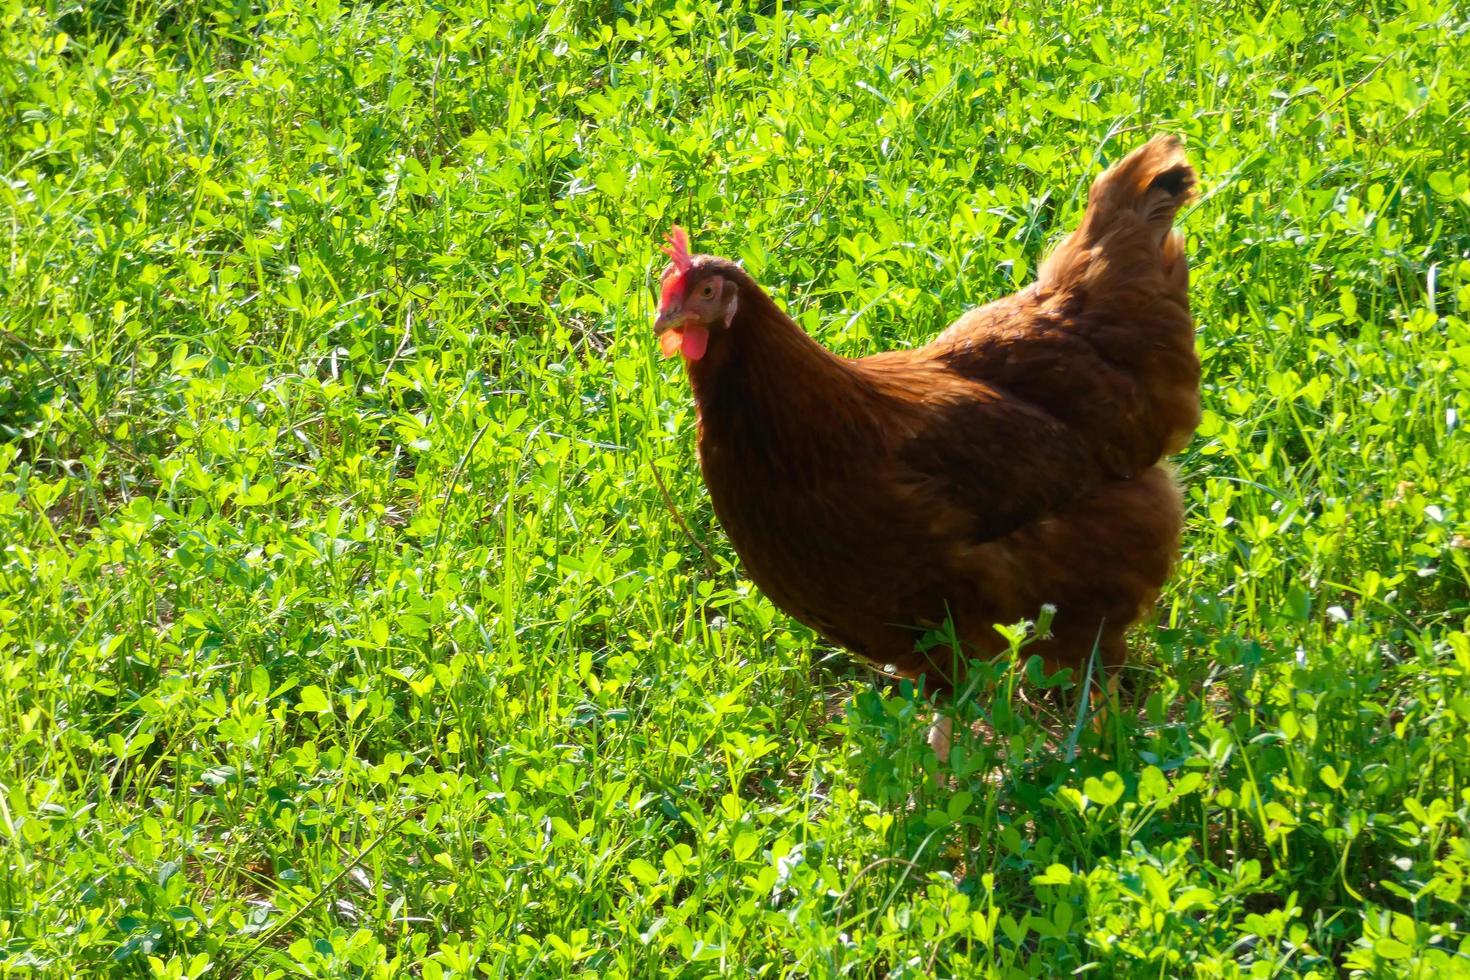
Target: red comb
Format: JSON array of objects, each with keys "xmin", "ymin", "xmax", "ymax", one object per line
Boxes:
[
  {"xmin": 662, "ymin": 226, "xmax": 692, "ymax": 273},
  {"xmin": 658, "ymin": 226, "xmax": 692, "ymax": 312}
]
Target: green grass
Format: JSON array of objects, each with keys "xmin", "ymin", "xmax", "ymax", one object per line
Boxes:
[{"xmin": 2, "ymin": 0, "xmax": 1469, "ymax": 975}]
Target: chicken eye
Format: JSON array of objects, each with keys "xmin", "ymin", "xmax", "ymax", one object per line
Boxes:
[{"xmin": 700, "ymin": 282, "xmax": 715, "ymax": 299}]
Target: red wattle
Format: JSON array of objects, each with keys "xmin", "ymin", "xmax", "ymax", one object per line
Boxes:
[{"xmin": 681, "ymin": 325, "xmax": 709, "ymax": 361}]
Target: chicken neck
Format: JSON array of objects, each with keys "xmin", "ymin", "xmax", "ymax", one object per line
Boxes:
[{"xmin": 685, "ymin": 282, "xmax": 882, "ymax": 479}]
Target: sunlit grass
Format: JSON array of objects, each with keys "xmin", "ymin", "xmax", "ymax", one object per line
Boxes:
[{"xmin": 1, "ymin": 0, "xmax": 1468, "ymax": 975}]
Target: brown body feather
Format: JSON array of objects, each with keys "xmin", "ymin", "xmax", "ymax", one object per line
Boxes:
[{"xmin": 674, "ymin": 136, "xmax": 1199, "ymax": 691}]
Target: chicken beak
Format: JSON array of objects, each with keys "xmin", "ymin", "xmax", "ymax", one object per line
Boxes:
[
  {"xmin": 654, "ymin": 308, "xmax": 687, "ymax": 358},
  {"xmin": 654, "ymin": 307, "xmax": 686, "ymax": 336}
]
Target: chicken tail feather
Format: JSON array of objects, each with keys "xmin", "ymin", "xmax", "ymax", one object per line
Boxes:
[
  {"xmin": 1022, "ymin": 135, "xmax": 1200, "ymax": 467},
  {"xmin": 1038, "ymin": 135, "xmax": 1195, "ymax": 290},
  {"xmin": 1093, "ymin": 135, "xmax": 1195, "ymax": 245}
]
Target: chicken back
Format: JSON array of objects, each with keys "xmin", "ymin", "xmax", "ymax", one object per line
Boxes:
[{"xmin": 654, "ymin": 136, "xmax": 1199, "ymax": 692}]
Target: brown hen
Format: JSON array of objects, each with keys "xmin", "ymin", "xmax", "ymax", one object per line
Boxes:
[{"xmin": 654, "ymin": 136, "xmax": 1199, "ymax": 728}]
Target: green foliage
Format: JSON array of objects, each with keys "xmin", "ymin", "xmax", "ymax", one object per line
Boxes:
[{"xmin": 2, "ymin": 0, "xmax": 1469, "ymax": 975}]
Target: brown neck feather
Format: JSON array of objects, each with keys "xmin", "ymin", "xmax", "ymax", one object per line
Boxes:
[{"xmin": 685, "ymin": 275, "xmax": 878, "ymax": 476}]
